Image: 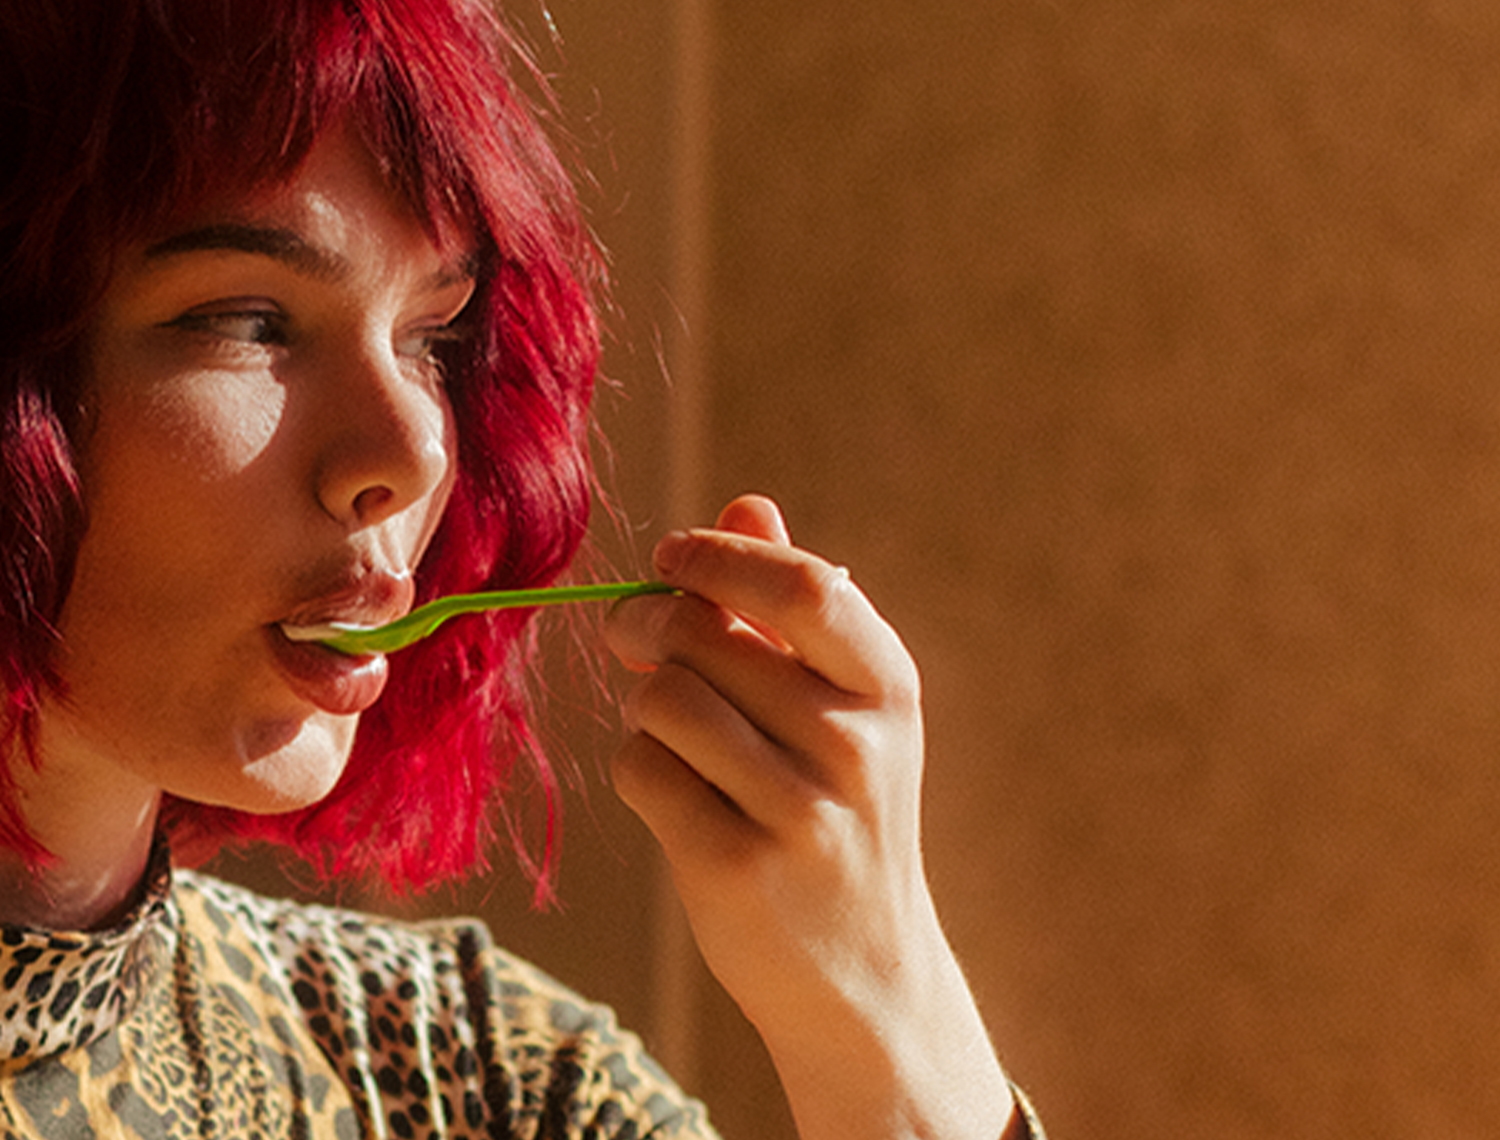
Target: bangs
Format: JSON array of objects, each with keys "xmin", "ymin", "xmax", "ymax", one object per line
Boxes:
[{"xmin": 108, "ymin": 0, "xmax": 567, "ymax": 262}]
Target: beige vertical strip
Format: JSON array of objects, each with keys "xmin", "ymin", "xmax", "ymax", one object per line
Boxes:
[
  {"xmin": 665, "ymin": 0, "xmax": 712, "ymax": 529},
  {"xmin": 652, "ymin": 0, "xmax": 713, "ymax": 1092}
]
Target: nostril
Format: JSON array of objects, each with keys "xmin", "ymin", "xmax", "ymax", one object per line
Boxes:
[{"xmin": 351, "ymin": 485, "xmax": 396, "ymax": 522}]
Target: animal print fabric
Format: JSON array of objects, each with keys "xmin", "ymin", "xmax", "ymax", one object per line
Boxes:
[
  {"xmin": 0, "ymin": 840, "xmax": 173, "ymax": 1069},
  {"xmin": 0, "ymin": 859, "xmax": 715, "ymax": 1139}
]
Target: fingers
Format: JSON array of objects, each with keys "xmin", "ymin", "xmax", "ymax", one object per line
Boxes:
[
  {"xmin": 713, "ymin": 492, "xmax": 791, "ymax": 545},
  {"xmin": 603, "ymin": 497, "xmax": 923, "ymax": 836},
  {"xmin": 649, "ymin": 524, "xmax": 917, "ymax": 702},
  {"xmin": 606, "ymin": 587, "xmax": 870, "ymax": 779},
  {"xmin": 613, "ymin": 660, "xmax": 813, "ymax": 833},
  {"xmin": 710, "ymin": 494, "xmax": 795, "ymax": 651},
  {"xmin": 609, "ymin": 730, "xmax": 753, "ymax": 866}
]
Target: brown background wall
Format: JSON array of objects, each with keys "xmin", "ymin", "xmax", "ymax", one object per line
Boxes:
[{"xmin": 216, "ymin": 2, "xmax": 1500, "ymax": 1137}]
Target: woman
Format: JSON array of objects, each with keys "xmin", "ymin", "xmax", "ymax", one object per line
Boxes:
[{"xmin": 0, "ymin": 1, "xmax": 1042, "ymax": 1137}]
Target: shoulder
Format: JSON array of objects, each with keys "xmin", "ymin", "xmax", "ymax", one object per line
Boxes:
[{"xmin": 172, "ymin": 870, "xmax": 717, "ymax": 1139}]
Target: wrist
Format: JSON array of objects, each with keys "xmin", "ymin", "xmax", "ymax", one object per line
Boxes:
[{"xmin": 762, "ymin": 940, "xmax": 1015, "ymax": 1140}]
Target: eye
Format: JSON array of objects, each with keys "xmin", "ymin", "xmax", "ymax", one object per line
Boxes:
[
  {"xmin": 165, "ymin": 306, "xmax": 290, "ymax": 347},
  {"xmin": 395, "ymin": 322, "xmax": 471, "ymax": 365}
]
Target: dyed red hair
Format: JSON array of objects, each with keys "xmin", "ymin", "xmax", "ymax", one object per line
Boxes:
[{"xmin": 0, "ymin": 0, "xmax": 602, "ymax": 893}]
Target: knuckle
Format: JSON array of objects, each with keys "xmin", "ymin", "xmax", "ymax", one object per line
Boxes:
[
  {"xmin": 783, "ymin": 558, "xmax": 853, "ymax": 628},
  {"xmin": 781, "ymin": 795, "xmax": 861, "ymax": 873},
  {"xmin": 774, "ymin": 783, "xmax": 836, "ymax": 839},
  {"xmin": 817, "ymin": 707, "xmax": 884, "ymax": 765}
]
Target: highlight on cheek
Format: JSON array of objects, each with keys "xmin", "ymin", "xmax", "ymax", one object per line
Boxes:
[{"xmin": 128, "ymin": 365, "xmax": 290, "ymax": 480}]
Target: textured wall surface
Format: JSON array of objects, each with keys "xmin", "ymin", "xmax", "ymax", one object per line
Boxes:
[{"xmin": 216, "ymin": 2, "xmax": 1500, "ymax": 1138}]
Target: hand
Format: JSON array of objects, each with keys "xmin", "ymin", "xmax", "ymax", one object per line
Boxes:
[{"xmin": 603, "ymin": 494, "xmax": 1015, "ymax": 1140}]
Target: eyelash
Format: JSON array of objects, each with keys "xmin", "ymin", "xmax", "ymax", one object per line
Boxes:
[
  {"xmin": 166, "ymin": 310, "xmax": 471, "ymax": 364},
  {"xmin": 397, "ymin": 324, "xmax": 471, "ymax": 363},
  {"xmin": 169, "ymin": 309, "xmax": 289, "ymax": 347}
]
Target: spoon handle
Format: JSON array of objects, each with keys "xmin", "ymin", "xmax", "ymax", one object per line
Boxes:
[{"xmin": 318, "ymin": 580, "xmax": 675, "ymax": 655}]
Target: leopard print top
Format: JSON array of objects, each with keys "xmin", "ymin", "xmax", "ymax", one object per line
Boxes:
[{"xmin": 0, "ymin": 848, "xmax": 715, "ymax": 1139}]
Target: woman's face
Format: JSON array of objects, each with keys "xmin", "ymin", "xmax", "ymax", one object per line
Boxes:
[{"xmin": 47, "ymin": 124, "xmax": 475, "ymax": 814}]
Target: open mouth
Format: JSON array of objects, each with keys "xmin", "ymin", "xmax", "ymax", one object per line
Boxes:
[{"xmin": 278, "ymin": 619, "xmax": 374, "ymax": 644}]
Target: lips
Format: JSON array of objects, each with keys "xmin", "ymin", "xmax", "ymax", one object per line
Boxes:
[
  {"xmin": 268, "ymin": 566, "xmax": 413, "ymax": 715},
  {"xmin": 266, "ymin": 627, "xmax": 390, "ymax": 715}
]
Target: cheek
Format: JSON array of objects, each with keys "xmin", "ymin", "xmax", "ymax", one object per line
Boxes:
[
  {"xmin": 78, "ymin": 370, "xmax": 289, "ymax": 564},
  {"xmin": 115, "ymin": 372, "xmax": 287, "ymax": 481},
  {"xmin": 62, "ymin": 370, "xmax": 291, "ymax": 670}
]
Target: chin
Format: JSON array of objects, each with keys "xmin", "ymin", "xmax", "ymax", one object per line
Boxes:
[{"xmin": 217, "ymin": 712, "xmax": 358, "ymax": 814}]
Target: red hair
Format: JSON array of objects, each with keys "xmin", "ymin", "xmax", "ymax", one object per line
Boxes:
[{"xmin": 0, "ymin": 0, "xmax": 601, "ymax": 894}]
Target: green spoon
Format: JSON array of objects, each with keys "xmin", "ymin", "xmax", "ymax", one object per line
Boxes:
[{"xmin": 280, "ymin": 580, "xmax": 676, "ymax": 656}]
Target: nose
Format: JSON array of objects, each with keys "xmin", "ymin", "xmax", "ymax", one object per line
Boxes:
[{"xmin": 313, "ymin": 346, "xmax": 454, "ymax": 529}]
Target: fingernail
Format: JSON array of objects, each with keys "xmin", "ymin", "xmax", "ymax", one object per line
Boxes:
[{"xmin": 654, "ymin": 530, "xmax": 689, "ymax": 575}]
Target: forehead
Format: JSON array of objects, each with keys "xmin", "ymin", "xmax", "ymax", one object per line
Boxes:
[{"xmin": 133, "ymin": 123, "xmax": 475, "ymax": 286}]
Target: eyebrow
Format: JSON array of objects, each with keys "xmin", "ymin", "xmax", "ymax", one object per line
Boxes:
[
  {"xmin": 142, "ymin": 222, "xmax": 478, "ymax": 290},
  {"xmin": 144, "ymin": 224, "xmax": 352, "ymax": 283}
]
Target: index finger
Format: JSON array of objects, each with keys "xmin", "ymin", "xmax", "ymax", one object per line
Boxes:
[{"xmin": 649, "ymin": 527, "xmax": 919, "ymax": 701}]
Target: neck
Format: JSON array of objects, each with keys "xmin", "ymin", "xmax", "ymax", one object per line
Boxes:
[
  {"xmin": 0, "ymin": 720, "xmax": 163, "ymax": 932},
  {"xmin": 0, "ymin": 820, "xmax": 158, "ymax": 932}
]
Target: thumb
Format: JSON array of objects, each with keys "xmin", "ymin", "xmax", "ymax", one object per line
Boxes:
[
  {"xmin": 713, "ymin": 493, "xmax": 792, "ymax": 546},
  {"xmin": 696, "ymin": 494, "xmax": 797, "ymax": 653}
]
